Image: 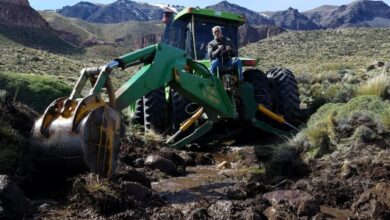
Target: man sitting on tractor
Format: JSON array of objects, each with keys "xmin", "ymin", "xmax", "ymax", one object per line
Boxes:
[{"xmin": 207, "ymin": 26, "xmax": 243, "ymax": 80}]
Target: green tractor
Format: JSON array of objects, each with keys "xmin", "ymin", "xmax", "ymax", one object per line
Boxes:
[{"xmin": 30, "ymin": 7, "xmax": 300, "ymax": 176}]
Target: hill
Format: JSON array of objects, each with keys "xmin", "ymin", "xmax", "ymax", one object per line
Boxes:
[
  {"xmin": 270, "ymin": 7, "xmax": 321, "ymax": 30},
  {"xmin": 0, "ymin": 0, "xmax": 80, "ymax": 54},
  {"xmin": 240, "ymin": 28, "xmax": 390, "ymax": 74},
  {"xmin": 304, "ymin": 0, "xmax": 390, "ymax": 28},
  {"xmin": 40, "ymin": 11, "xmax": 164, "ymax": 50}
]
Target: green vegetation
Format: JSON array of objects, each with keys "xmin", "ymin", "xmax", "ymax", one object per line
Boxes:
[
  {"xmin": 0, "ymin": 72, "xmax": 72, "ymax": 112},
  {"xmin": 357, "ymin": 73, "xmax": 390, "ymax": 98},
  {"xmin": 295, "ymin": 95, "xmax": 390, "ymax": 160},
  {"xmin": 240, "ymin": 28, "xmax": 390, "ymax": 75}
]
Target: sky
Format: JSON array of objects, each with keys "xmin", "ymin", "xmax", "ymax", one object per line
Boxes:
[{"xmin": 29, "ymin": 0, "xmax": 390, "ymax": 12}]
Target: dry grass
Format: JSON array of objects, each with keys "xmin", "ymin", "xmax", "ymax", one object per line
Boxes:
[{"xmin": 357, "ymin": 73, "xmax": 390, "ymax": 98}]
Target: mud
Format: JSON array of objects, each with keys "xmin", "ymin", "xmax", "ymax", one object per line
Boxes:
[{"xmin": 0, "ymin": 94, "xmax": 389, "ymax": 219}]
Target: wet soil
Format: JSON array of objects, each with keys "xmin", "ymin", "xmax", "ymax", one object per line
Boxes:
[{"xmin": 0, "ymin": 96, "xmax": 389, "ymax": 219}]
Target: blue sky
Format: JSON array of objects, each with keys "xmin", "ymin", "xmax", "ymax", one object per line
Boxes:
[{"xmin": 30, "ymin": 0, "xmax": 390, "ymax": 12}]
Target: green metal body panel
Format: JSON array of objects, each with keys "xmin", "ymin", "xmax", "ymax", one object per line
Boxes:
[
  {"xmin": 114, "ymin": 43, "xmax": 235, "ymax": 119},
  {"xmin": 175, "ymin": 7, "xmax": 245, "ymax": 25},
  {"xmin": 195, "ymin": 57, "xmax": 259, "ymax": 69}
]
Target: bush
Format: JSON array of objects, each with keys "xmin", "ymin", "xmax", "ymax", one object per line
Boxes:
[
  {"xmin": 357, "ymin": 73, "xmax": 390, "ymax": 99},
  {"xmin": 0, "ymin": 72, "xmax": 72, "ymax": 112},
  {"xmin": 295, "ymin": 96, "xmax": 390, "ymax": 160}
]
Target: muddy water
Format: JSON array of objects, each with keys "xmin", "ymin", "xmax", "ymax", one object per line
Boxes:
[{"xmin": 152, "ymin": 148, "xmax": 250, "ymax": 205}]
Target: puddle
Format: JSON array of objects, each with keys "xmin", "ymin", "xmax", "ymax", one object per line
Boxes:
[{"xmin": 152, "ymin": 147, "xmax": 251, "ymax": 205}]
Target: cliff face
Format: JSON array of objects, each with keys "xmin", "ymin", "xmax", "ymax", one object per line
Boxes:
[{"xmin": 0, "ymin": 0, "xmax": 50, "ymax": 29}]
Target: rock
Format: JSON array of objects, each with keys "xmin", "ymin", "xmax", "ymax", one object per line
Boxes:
[
  {"xmin": 114, "ymin": 166, "xmax": 151, "ymax": 188},
  {"xmin": 145, "ymin": 155, "xmax": 178, "ymax": 176},
  {"xmin": 120, "ymin": 181, "xmax": 164, "ymax": 207},
  {"xmin": 340, "ymin": 160, "xmax": 357, "ymax": 179},
  {"xmin": 217, "ymin": 161, "xmax": 231, "ymax": 169},
  {"xmin": 207, "ymin": 200, "xmax": 264, "ymax": 219},
  {"xmin": 263, "ymin": 190, "xmax": 316, "ymax": 211},
  {"xmin": 133, "ymin": 158, "xmax": 144, "ymax": 168},
  {"xmin": 377, "ymin": 61, "xmax": 385, "ymax": 67},
  {"xmin": 263, "ymin": 205, "xmax": 295, "ymax": 220},
  {"xmin": 352, "ymin": 126, "xmax": 377, "ymax": 142},
  {"xmin": 179, "ymin": 151, "xmax": 196, "ymax": 166},
  {"xmin": 320, "ymin": 206, "xmax": 354, "ymax": 219},
  {"xmin": 187, "ymin": 208, "xmax": 209, "ymax": 220},
  {"xmin": 366, "ymin": 64, "xmax": 376, "ymax": 71},
  {"xmin": 38, "ymin": 203, "xmax": 50, "ymax": 211},
  {"xmin": 195, "ymin": 153, "xmax": 215, "ymax": 165},
  {"xmin": 0, "ymin": 175, "xmax": 32, "ymax": 219}
]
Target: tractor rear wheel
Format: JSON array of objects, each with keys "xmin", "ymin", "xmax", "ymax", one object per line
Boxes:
[
  {"xmin": 267, "ymin": 67, "xmax": 301, "ymax": 127},
  {"xmin": 244, "ymin": 69, "xmax": 273, "ymax": 118}
]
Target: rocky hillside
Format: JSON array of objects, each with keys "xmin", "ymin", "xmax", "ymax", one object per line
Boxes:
[
  {"xmin": 58, "ymin": 0, "xmax": 182, "ymax": 23},
  {"xmin": 57, "ymin": 1, "xmax": 102, "ymax": 21},
  {"xmin": 206, "ymin": 1, "xmax": 274, "ymax": 25},
  {"xmin": 270, "ymin": 7, "xmax": 321, "ymax": 30},
  {"xmin": 0, "ymin": 0, "xmax": 79, "ymax": 53},
  {"xmin": 41, "ymin": 11, "xmax": 163, "ymax": 49},
  {"xmin": 304, "ymin": 0, "xmax": 390, "ymax": 28},
  {"xmin": 55, "ymin": 0, "xmax": 390, "ymax": 30},
  {"xmin": 0, "ymin": 0, "xmax": 49, "ymax": 29},
  {"xmin": 238, "ymin": 24, "xmax": 285, "ymax": 46}
]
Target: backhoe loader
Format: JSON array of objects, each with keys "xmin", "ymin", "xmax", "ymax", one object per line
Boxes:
[{"xmin": 30, "ymin": 7, "xmax": 301, "ymax": 176}]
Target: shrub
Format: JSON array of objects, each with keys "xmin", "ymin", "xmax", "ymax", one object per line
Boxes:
[
  {"xmin": 295, "ymin": 96, "xmax": 390, "ymax": 160},
  {"xmin": 357, "ymin": 73, "xmax": 390, "ymax": 99},
  {"xmin": 0, "ymin": 72, "xmax": 72, "ymax": 112}
]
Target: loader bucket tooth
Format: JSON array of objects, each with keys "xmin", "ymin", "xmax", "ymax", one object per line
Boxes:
[{"xmin": 81, "ymin": 105, "xmax": 121, "ymax": 176}]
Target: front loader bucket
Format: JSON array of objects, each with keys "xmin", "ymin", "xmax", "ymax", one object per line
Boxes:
[{"xmin": 31, "ymin": 94, "xmax": 121, "ymax": 176}]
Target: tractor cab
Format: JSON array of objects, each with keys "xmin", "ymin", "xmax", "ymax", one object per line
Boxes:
[{"xmin": 162, "ymin": 7, "xmax": 251, "ymax": 67}]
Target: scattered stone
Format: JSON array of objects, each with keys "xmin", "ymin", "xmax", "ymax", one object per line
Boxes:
[
  {"xmin": 320, "ymin": 206, "xmax": 354, "ymax": 219},
  {"xmin": 187, "ymin": 208, "xmax": 209, "ymax": 220},
  {"xmin": 179, "ymin": 151, "xmax": 196, "ymax": 166},
  {"xmin": 120, "ymin": 181, "xmax": 165, "ymax": 207},
  {"xmin": 377, "ymin": 61, "xmax": 385, "ymax": 67},
  {"xmin": 38, "ymin": 203, "xmax": 50, "ymax": 211},
  {"xmin": 133, "ymin": 158, "xmax": 144, "ymax": 168},
  {"xmin": 195, "ymin": 153, "xmax": 215, "ymax": 165},
  {"xmin": 366, "ymin": 64, "xmax": 376, "ymax": 71},
  {"xmin": 114, "ymin": 165, "xmax": 151, "ymax": 188},
  {"xmin": 145, "ymin": 155, "xmax": 178, "ymax": 176},
  {"xmin": 340, "ymin": 160, "xmax": 357, "ymax": 179},
  {"xmin": 352, "ymin": 126, "xmax": 377, "ymax": 142},
  {"xmin": 217, "ymin": 161, "xmax": 230, "ymax": 169},
  {"xmin": 263, "ymin": 190, "xmax": 316, "ymax": 211},
  {"xmin": 0, "ymin": 175, "xmax": 32, "ymax": 219}
]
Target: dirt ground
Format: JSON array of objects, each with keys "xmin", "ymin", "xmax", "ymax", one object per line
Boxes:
[{"xmin": 0, "ymin": 96, "xmax": 389, "ymax": 220}]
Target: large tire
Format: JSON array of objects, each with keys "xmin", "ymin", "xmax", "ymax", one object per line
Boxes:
[
  {"xmin": 171, "ymin": 90, "xmax": 199, "ymax": 134},
  {"xmin": 143, "ymin": 88, "xmax": 168, "ymax": 133},
  {"xmin": 243, "ymin": 69, "xmax": 273, "ymax": 117},
  {"xmin": 266, "ymin": 67, "xmax": 301, "ymax": 126}
]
